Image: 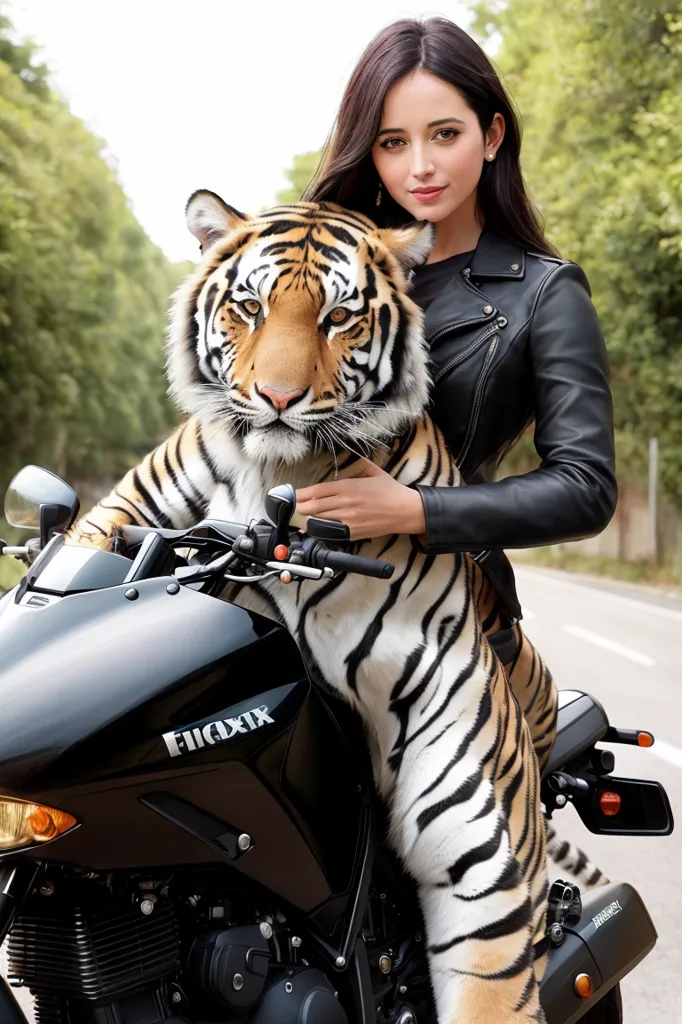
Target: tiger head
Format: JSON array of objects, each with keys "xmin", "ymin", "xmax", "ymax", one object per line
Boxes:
[{"xmin": 168, "ymin": 190, "xmax": 433, "ymax": 463}]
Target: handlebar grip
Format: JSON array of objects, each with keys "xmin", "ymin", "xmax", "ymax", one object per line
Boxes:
[{"xmin": 320, "ymin": 549, "xmax": 394, "ymax": 580}]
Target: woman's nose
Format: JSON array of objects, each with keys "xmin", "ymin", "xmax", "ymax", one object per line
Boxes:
[{"xmin": 410, "ymin": 146, "xmax": 435, "ymax": 179}]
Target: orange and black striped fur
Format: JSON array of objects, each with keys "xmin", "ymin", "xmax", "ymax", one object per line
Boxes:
[{"xmin": 73, "ymin": 192, "xmax": 568, "ymax": 1022}]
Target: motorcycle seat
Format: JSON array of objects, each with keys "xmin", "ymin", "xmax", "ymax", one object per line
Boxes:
[{"xmin": 542, "ymin": 690, "xmax": 609, "ymax": 778}]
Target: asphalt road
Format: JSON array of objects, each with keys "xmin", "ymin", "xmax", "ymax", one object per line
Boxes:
[
  {"xmin": 4, "ymin": 564, "xmax": 681, "ymax": 1022},
  {"xmin": 514, "ymin": 564, "xmax": 682, "ymax": 1023}
]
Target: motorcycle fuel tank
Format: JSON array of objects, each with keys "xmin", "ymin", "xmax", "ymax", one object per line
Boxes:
[{"xmin": 0, "ymin": 566, "xmax": 367, "ymax": 911}]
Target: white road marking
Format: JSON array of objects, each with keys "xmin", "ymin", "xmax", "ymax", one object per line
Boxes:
[
  {"xmin": 515, "ymin": 567, "xmax": 682, "ymax": 623},
  {"xmin": 521, "ymin": 607, "xmax": 536, "ymax": 620},
  {"xmin": 650, "ymin": 739, "xmax": 682, "ymax": 771},
  {"xmin": 562, "ymin": 624, "xmax": 656, "ymax": 667}
]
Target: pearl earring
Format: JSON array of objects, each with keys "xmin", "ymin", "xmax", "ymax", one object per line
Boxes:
[{"xmin": 487, "ymin": 152, "xmax": 495, "ymax": 161}]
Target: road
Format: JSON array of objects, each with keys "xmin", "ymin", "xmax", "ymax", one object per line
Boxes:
[
  {"xmin": 514, "ymin": 564, "xmax": 682, "ymax": 1022},
  {"xmin": 4, "ymin": 564, "xmax": 681, "ymax": 1021}
]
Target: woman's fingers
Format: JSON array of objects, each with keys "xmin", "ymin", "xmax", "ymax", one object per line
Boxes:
[
  {"xmin": 296, "ymin": 481, "xmax": 341, "ymax": 503},
  {"xmin": 296, "ymin": 480, "xmax": 361, "ymax": 509},
  {"xmin": 297, "ymin": 497, "xmax": 349, "ymax": 518},
  {"xmin": 296, "ymin": 465, "xmax": 383, "ymax": 505}
]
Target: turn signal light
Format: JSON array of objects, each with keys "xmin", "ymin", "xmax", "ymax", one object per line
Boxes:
[
  {"xmin": 0, "ymin": 798, "xmax": 78, "ymax": 851},
  {"xmin": 574, "ymin": 973, "xmax": 593, "ymax": 999},
  {"xmin": 637, "ymin": 732, "xmax": 654, "ymax": 748},
  {"xmin": 599, "ymin": 791, "xmax": 622, "ymax": 817}
]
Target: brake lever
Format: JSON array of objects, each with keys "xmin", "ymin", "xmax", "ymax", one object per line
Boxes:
[
  {"xmin": 265, "ymin": 560, "xmax": 334, "ymax": 581},
  {"xmin": 175, "ymin": 550, "xmax": 240, "ymax": 583}
]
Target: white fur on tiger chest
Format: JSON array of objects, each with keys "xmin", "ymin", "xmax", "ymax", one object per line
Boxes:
[{"xmin": 202, "ymin": 427, "xmax": 499, "ymax": 863}]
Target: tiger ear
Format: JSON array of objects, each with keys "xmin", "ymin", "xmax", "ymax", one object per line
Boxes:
[
  {"xmin": 378, "ymin": 221, "xmax": 435, "ymax": 269},
  {"xmin": 185, "ymin": 189, "xmax": 252, "ymax": 251}
]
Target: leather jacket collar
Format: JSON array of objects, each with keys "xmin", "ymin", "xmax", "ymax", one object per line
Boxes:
[
  {"xmin": 468, "ymin": 227, "xmax": 526, "ymax": 281},
  {"xmin": 422, "ymin": 227, "xmax": 525, "ymax": 342}
]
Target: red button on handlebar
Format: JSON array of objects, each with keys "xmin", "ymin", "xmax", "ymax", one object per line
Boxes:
[{"xmin": 274, "ymin": 544, "xmax": 289, "ymax": 561}]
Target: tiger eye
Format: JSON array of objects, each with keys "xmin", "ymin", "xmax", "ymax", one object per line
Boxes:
[
  {"xmin": 242, "ymin": 299, "xmax": 261, "ymax": 316},
  {"xmin": 329, "ymin": 307, "xmax": 350, "ymax": 324}
]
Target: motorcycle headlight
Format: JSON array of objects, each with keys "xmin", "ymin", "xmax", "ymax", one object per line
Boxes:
[{"xmin": 0, "ymin": 798, "xmax": 78, "ymax": 850}]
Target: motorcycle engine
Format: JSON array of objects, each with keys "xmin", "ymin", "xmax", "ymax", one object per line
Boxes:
[
  {"xmin": 7, "ymin": 872, "xmax": 349, "ymax": 1024},
  {"xmin": 186, "ymin": 927, "xmax": 346, "ymax": 1022},
  {"xmin": 7, "ymin": 878, "xmax": 180, "ymax": 1023}
]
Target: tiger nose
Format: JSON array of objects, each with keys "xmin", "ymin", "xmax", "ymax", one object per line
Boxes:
[{"xmin": 258, "ymin": 385, "xmax": 305, "ymax": 411}]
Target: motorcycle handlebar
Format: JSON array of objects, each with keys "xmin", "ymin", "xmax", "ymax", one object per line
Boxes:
[
  {"xmin": 316, "ymin": 548, "xmax": 394, "ymax": 580},
  {"xmin": 118, "ymin": 520, "xmax": 395, "ymax": 582}
]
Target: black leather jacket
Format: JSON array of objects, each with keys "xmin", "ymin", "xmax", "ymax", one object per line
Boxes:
[{"xmin": 414, "ymin": 228, "xmax": 617, "ymax": 618}]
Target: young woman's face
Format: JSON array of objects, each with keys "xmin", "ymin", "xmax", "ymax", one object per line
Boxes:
[{"xmin": 372, "ymin": 70, "xmax": 504, "ymax": 223}]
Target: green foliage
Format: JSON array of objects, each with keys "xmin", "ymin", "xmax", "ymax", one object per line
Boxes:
[
  {"xmin": 0, "ymin": 12, "xmax": 185, "ymax": 501},
  {"xmin": 0, "ymin": 553, "xmax": 25, "ymax": 592},
  {"xmin": 276, "ymin": 150, "xmax": 322, "ymax": 204},
  {"xmin": 472, "ymin": 0, "xmax": 682, "ymax": 504}
]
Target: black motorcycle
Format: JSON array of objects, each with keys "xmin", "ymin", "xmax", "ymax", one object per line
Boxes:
[{"xmin": 0, "ymin": 465, "xmax": 673, "ymax": 1024}]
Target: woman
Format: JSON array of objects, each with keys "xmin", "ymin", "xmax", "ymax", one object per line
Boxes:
[{"xmin": 297, "ymin": 16, "xmax": 617, "ymax": 668}]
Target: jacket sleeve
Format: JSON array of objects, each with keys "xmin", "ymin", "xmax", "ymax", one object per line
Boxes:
[{"xmin": 415, "ymin": 262, "xmax": 618, "ymax": 553}]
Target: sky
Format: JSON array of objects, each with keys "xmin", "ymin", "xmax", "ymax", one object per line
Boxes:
[{"xmin": 6, "ymin": 1, "xmax": 473, "ymax": 262}]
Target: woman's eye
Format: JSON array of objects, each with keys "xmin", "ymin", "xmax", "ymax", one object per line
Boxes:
[
  {"xmin": 435, "ymin": 129, "xmax": 459, "ymax": 141},
  {"xmin": 329, "ymin": 307, "xmax": 352, "ymax": 325},
  {"xmin": 240, "ymin": 299, "xmax": 261, "ymax": 317},
  {"xmin": 381, "ymin": 138, "xmax": 405, "ymax": 150}
]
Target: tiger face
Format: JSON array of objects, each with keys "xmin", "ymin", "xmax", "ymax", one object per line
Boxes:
[{"xmin": 168, "ymin": 191, "xmax": 433, "ymax": 463}]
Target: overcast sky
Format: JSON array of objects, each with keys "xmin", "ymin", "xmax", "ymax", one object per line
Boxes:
[{"xmin": 6, "ymin": 1, "xmax": 473, "ymax": 262}]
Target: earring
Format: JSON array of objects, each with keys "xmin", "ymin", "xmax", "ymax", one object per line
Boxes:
[
  {"xmin": 487, "ymin": 152, "xmax": 495, "ymax": 161},
  {"xmin": 376, "ymin": 182, "xmax": 383, "ymax": 207}
]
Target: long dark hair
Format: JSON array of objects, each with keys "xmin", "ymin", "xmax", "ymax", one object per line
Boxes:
[{"xmin": 304, "ymin": 17, "xmax": 558, "ymax": 258}]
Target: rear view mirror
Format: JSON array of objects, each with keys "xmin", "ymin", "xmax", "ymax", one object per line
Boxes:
[
  {"xmin": 5, "ymin": 465, "xmax": 80, "ymax": 547},
  {"xmin": 573, "ymin": 775, "xmax": 674, "ymax": 836}
]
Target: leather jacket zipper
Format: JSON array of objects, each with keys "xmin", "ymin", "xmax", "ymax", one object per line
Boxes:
[
  {"xmin": 456, "ymin": 335, "xmax": 500, "ymax": 465},
  {"xmin": 433, "ymin": 317, "xmax": 507, "ymax": 385},
  {"xmin": 430, "ymin": 314, "xmax": 492, "ymax": 347},
  {"xmin": 428, "ymin": 267, "xmax": 499, "ymax": 347}
]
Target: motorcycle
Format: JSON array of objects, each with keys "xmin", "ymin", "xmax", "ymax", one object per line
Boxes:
[{"xmin": 0, "ymin": 464, "xmax": 673, "ymax": 1024}]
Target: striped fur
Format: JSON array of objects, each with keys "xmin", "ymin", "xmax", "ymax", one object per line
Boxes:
[
  {"xmin": 72, "ymin": 195, "xmax": 564, "ymax": 1023},
  {"xmin": 545, "ymin": 822, "xmax": 609, "ymax": 889}
]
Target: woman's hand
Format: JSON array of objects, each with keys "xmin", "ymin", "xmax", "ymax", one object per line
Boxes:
[{"xmin": 295, "ymin": 459, "xmax": 426, "ymax": 540}]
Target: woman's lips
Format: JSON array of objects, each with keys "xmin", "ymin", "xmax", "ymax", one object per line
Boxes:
[{"xmin": 411, "ymin": 186, "xmax": 447, "ymax": 203}]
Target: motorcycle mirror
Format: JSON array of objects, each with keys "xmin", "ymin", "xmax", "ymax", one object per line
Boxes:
[
  {"xmin": 573, "ymin": 776, "xmax": 674, "ymax": 836},
  {"xmin": 264, "ymin": 484, "xmax": 296, "ymax": 548},
  {"xmin": 5, "ymin": 465, "xmax": 80, "ymax": 548}
]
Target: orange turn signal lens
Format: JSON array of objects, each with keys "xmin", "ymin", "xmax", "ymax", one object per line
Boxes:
[
  {"xmin": 637, "ymin": 731, "xmax": 654, "ymax": 748},
  {"xmin": 0, "ymin": 798, "xmax": 78, "ymax": 851},
  {"xmin": 599, "ymin": 791, "xmax": 621, "ymax": 817},
  {"xmin": 574, "ymin": 973, "xmax": 593, "ymax": 999}
]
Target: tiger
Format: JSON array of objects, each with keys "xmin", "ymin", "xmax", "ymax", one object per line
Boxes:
[{"xmin": 71, "ymin": 191, "xmax": 563, "ymax": 1023}]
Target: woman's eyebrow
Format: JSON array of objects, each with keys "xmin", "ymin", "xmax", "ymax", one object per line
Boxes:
[
  {"xmin": 376, "ymin": 116, "xmax": 466, "ymax": 137},
  {"xmin": 428, "ymin": 116, "xmax": 466, "ymax": 127}
]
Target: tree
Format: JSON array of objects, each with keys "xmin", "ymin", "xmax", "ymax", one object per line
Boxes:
[
  {"xmin": 472, "ymin": 0, "xmax": 682, "ymax": 502},
  {"xmin": 0, "ymin": 12, "xmax": 186, "ymax": 506},
  {"xmin": 276, "ymin": 149, "xmax": 323, "ymax": 204}
]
